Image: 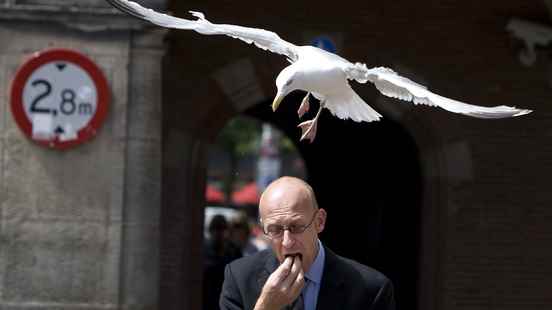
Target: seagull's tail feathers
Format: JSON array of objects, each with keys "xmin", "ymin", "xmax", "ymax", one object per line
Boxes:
[{"xmin": 324, "ymin": 87, "xmax": 382, "ymax": 123}]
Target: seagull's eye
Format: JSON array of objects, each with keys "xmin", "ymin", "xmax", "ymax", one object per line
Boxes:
[{"xmin": 284, "ymin": 79, "xmax": 293, "ymax": 87}]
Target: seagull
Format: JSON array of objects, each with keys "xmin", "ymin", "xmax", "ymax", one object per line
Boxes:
[{"xmin": 107, "ymin": 0, "xmax": 532, "ymax": 142}]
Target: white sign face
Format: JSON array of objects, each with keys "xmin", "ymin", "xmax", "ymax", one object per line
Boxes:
[
  {"xmin": 10, "ymin": 49, "xmax": 109, "ymax": 149},
  {"xmin": 22, "ymin": 62, "xmax": 97, "ymax": 141}
]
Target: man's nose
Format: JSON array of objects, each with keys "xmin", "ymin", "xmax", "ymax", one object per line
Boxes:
[{"xmin": 281, "ymin": 229, "xmax": 295, "ymax": 248}]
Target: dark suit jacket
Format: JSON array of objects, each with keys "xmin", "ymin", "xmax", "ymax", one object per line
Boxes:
[{"xmin": 220, "ymin": 246, "xmax": 396, "ymax": 310}]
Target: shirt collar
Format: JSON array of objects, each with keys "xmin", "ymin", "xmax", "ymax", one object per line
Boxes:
[{"xmin": 305, "ymin": 239, "xmax": 325, "ymax": 285}]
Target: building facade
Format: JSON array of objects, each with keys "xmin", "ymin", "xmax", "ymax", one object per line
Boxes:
[{"xmin": 1, "ymin": 0, "xmax": 552, "ymax": 310}]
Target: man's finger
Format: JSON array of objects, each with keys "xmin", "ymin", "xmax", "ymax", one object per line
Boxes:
[
  {"xmin": 281, "ymin": 256, "xmax": 303, "ymax": 291},
  {"xmin": 270, "ymin": 256, "xmax": 294, "ymax": 284},
  {"xmin": 291, "ymin": 268, "xmax": 305, "ymax": 294}
]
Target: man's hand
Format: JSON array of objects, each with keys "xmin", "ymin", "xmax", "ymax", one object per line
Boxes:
[{"xmin": 254, "ymin": 255, "xmax": 305, "ymax": 310}]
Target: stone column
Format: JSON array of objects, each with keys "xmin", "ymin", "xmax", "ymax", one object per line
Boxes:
[
  {"xmin": 159, "ymin": 56, "xmax": 208, "ymax": 310},
  {"xmin": 0, "ymin": 1, "xmax": 167, "ymax": 309}
]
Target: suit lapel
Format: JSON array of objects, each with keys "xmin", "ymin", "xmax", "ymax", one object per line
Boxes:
[
  {"xmin": 257, "ymin": 251, "xmax": 279, "ymax": 290},
  {"xmin": 254, "ymin": 248, "xmax": 346, "ymax": 310},
  {"xmin": 316, "ymin": 248, "xmax": 346, "ymax": 310}
]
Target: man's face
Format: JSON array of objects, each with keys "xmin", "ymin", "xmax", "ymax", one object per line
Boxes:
[{"xmin": 259, "ymin": 182, "xmax": 326, "ymax": 272}]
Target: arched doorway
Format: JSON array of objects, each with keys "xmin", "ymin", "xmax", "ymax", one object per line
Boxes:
[
  {"xmin": 243, "ymin": 92, "xmax": 423, "ymax": 310},
  {"xmin": 160, "ymin": 44, "xmax": 438, "ymax": 310},
  {"xmin": 202, "ymin": 115, "xmax": 308, "ymax": 310}
]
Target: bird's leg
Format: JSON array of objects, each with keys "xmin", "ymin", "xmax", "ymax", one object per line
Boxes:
[
  {"xmin": 298, "ymin": 101, "xmax": 325, "ymax": 143},
  {"xmin": 297, "ymin": 92, "xmax": 311, "ymax": 118}
]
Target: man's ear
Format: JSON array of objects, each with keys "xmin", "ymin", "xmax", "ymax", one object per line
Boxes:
[{"xmin": 316, "ymin": 209, "xmax": 327, "ymax": 233}]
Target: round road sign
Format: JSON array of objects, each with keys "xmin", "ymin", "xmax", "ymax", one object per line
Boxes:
[{"xmin": 10, "ymin": 48, "xmax": 109, "ymax": 150}]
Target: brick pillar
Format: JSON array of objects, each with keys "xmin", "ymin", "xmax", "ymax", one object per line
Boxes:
[{"xmin": 160, "ymin": 61, "xmax": 207, "ymax": 310}]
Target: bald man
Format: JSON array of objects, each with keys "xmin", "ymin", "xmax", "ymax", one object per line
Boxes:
[{"xmin": 219, "ymin": 177, "xmax": 395, "ymax": 310}]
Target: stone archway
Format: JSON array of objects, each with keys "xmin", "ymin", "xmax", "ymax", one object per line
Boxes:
[
  {"xmin": 242, "ymin": 92, "xmax": 433, "ymax": 310},
  {"xmin": 372, "ymin": 96, "xmax": 449, "ymax": 310},
  {"xmin": 158, "ymin": 50, "xmax": 279, "ymax": 309},
  {"xmin": 160, "ymin": 43, "xmax": 452, "ymax": 310}
]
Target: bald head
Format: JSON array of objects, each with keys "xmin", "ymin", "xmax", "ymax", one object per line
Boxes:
[
  {"xmin": 259, "ymin": 177, "xmax": 318, "ymax": 218},
  {"xmin": 258, "ymin": 177, "xmax": 326, "ymax": 271}
]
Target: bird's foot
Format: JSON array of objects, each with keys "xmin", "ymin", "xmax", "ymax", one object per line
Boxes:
[
  {"xmin": 298, "ymin": 119, "xmax": 318, "ymax": 143},
  {"xmin": 298, "ymin": 93, "xmax": 310, "ymax": 118}
]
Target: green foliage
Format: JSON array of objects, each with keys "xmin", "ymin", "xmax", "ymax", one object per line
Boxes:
[
  {"xmin": 279, "ymin": 135, "xmax": 297, "ymax": 155},
  {"xmin": 211, "ymin": 115, "xmax": 305, "ymax": 203},
  {"xmin": 216, "ymin": 116, "xmax": 262, "ymax": 157},
  {"xmin": 215, "ymin": 115, "xmax": 298, "ymax": 157}
]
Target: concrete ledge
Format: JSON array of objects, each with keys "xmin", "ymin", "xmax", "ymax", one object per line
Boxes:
[{"xmin": 0, "ymin": 6, "xmax": 154, "ymax": 31}]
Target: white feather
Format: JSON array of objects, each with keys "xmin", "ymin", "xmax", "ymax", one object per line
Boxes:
[
  {"xmin": 349, "ymin": 66, "xmax": 532, "ymax": 118},
  {"xmin": 106, "ymin": 0, "xmax": 298, "ymax": 62},
  {"xmin": 108, "ymin": 0, "xmax": 532, "ymax": 132},
  {"xmin": 323, "ymin": 85, "xmax": 382, "ymax": 123}
]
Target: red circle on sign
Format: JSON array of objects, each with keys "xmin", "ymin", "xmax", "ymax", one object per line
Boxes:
[{"xmin": 10, "ymin": 48, "xmax": 110, "ymax": 150}]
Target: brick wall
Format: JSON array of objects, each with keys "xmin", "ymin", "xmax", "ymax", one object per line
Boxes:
[
  {"xmin": 166, "ymin": 0, "xmax": 552, "ymax": 309},
  {"xmin": 0, "ymin": 0, "xmax": 550, "ymax": 310}
]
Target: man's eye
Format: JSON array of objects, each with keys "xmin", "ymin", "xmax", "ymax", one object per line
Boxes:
[
  {"xmin": 267, "ymin": 225, "xmax": 282, "ymax": 233},
  {"xmin": 288, "ymin": 225, "xmax": 300, "ymax": 233}
]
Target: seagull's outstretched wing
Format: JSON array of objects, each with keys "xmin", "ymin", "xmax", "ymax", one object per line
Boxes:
[
  {"xmin": 106, "ymin": 0, "xmax": 299, "ymax": 62},
  {"xmin": 345, "ymin": 64, "xmax": 532, "ymax": 118}
]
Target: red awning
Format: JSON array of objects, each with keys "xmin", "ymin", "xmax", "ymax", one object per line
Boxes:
[
  {"xmin": 206, "ymin": 184, "xmax": 226, "ymax": 203},
  {"xmin": 231, "ymin": 182, "xmax": 260, "ymax": 205}
]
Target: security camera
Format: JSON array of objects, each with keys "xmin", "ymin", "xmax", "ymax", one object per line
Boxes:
[{"xmin": 506, "ymin": 18, "xmax": 552, "ymax": 66}]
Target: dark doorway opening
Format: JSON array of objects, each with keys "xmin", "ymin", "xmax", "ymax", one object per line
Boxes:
[{"xmin": 245, "ymin": 91, "xmax": 422, "ymax": 310}]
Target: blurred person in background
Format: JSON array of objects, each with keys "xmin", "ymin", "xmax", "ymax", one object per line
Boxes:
[
  {"xmin": 203, "ymin": 214, "xmax": 242, "ymax": 310},
  {"xmin": 230, "ymin": 212, "xmax": 270, "ymax": 256},
  {"xmin": 230, "ymin": 213, "xmax": 258, "ymax": 256}
]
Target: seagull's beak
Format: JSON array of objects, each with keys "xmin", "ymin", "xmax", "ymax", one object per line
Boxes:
[{"xmin": 272, "ymin": 92, "xmax": 284, "ymax": 112}]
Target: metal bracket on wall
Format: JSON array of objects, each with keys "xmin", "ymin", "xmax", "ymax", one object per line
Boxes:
[{"xmin": 506, "ymin": 18, "xmax": 552, "ymax": 67}]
